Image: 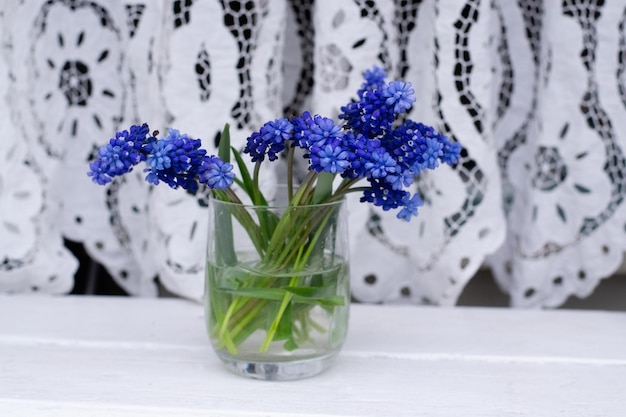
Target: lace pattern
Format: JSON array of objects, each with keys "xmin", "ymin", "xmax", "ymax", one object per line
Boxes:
[{"xmin": 2, "ymin": 0, "xmax": 625, "ymax": 308}]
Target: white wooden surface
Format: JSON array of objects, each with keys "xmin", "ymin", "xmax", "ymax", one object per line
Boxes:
[{"xmin": 1, "ymin": 295, "xmax": 625, "ymax": 417}]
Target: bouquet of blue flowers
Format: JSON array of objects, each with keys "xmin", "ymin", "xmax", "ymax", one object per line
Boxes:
[{"xmin": 88, "ymin": 67, "xmax": 460, "ymax": 364}]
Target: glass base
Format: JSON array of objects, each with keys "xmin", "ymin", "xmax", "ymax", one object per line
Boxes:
[{"xmin": 218, "ymin": 352, "xmax": 338, "ymax": 381}]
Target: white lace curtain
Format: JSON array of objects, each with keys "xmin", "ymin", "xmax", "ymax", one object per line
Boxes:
[{"xmin": 1, "ymin": 0, "xmax": 625, "ymax": 308}]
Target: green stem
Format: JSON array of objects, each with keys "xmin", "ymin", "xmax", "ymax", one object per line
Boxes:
[
  {"xmin": 336, "ymin": 186, "xmax": 370, "ymax": 196},
  {"xmin": 294, "ymin": 206, "xmax": 335, "ymax": 270},
  {"xmin": 287, "ymin": 142, "xmax": 295, "ymax": 202},
  {"xmin": 252, "ymin": 161, "xmax": 262, "ymax": 205},
  {"xmin": 263, "ymin": 172, "xmax": 320, "ymax": 259},
  {"xmin": 270, "ymin": 206, "xmax": 329, "ymax": 268},
  {"xmin": 218, "ymin": 302, "xmax": 240, "ymax": 354},
  {"xmin": 221, "ymin": 299, "xmax": 269, "ymax": 348},
  {"xmin": 260, "ymin": 276, "xmax": 299, "ymax": 352},
  {"xmin": 335, "ymin": 177, "xmax": 360, "ymax": 194},
  {"xmin": 290, "ymin": 171, "xmax": 317, "ymax": 205}
]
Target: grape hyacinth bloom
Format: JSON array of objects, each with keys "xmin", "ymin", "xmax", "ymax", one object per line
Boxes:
[
  {"xmin": 291, "ymin": 111, "xmax": 315, "ymax": 147},
  {"xmin": 383, "ymin": 81, "xmax": 416, "ymax": 114},
  {"xmin": 360, "ymin": 179, "xmax": 408, "ymax": 212},
  {"xmin": 307, "ymin": 115, "xmax": 343, "ymax": 147},
  {"xmin": 200, "ymin": 156, "xmax": 236, "ymax": 190},
  {"xmin": 363, "ymin": 147, "xmax": 397, "ymax": 179},
  {"xmin": 145, "ymin": 138, "xmax": 174, "ymax": 172},
  {"xmin": 309, "ymin": 142, "xmax": 352, "ymax": 174},
  {"xmin": 88, "ymin": 124, "xmax": 233, "ymax": 192},
  {"xmin": 397, "ymin": 193, "xmax": 424, "ymax": 222},
  {"xmin": 360, "ymin": 66, "xmax": 387, "ymax": 94},
  {"xmin": 339, "ymin": 88, "xmax": 396, "ymax": 138},
  {"xmin": 244, "ymin": 118, "xmax": 293, "ymax": 162},
  {"xmin": 87, "ymin": 124, "xmax": 150, "ymax": 185}
]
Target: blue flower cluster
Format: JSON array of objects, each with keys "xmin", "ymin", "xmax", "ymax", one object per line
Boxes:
[
  {"xmin": 88, "ymin": 124, "xmax": 234, "ymax": 191},
  {"xmin": 242, "ymin": 66, "xmax": 462, "ymax": 221}
]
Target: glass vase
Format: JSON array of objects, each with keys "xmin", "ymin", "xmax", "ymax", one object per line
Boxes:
[{"xmin": 204, "ymin": 195, "xmax": 350, "ymax": 381}]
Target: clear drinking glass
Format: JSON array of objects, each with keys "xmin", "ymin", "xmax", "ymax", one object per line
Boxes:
[{"xmin": 204, "ymin": 195, "xmax": 350, "ymax": 380}]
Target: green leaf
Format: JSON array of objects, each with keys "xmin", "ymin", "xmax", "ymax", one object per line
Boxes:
[
  {"xmin": 214, "ymin": 199, "xmax": 237, "ymax": 266},
  {"xmin": 212, "ymin": 189, "xmax": 267, "ymax": 256},
  {"xmin": 310, "ymin": 274, "xmax": 324, "ymax": 287},
  {"xmin": 283, "ymin": 284, "xmax": 336, "ymax": 298},
  {"xmin": 313, "ymin": 172, "xmax": 334, "ymax": 204},
  {"xmin": 283, "ymin": 338, "xmax": 299, "ymax": 351},
  {"xmin": 230, "ymin": 145, "xmax": 277, "ymax": 248},
  {"xmin": 259, "ymin": 210, "xmax": 279, "ymax": 248},
  {"xmin": 274, "ymin": 302, "xmax": 293, "ymax": 341},
  {"xmin": 231, "ymin": 145, "xmax": 264, "ymax": 204},
  {"xmin": 231, "ymin": 178, "xmax": 244, "ymax": 189},
  {"xmin": 275, "ymin": 304, "xmax": 299, "ymax": 352},
  {"xmin": 292, "ymin": 295, "xmax": 344, "ymax": 306},
  {"xmin": 218, "ymin": 123, "xmax": 231, "ymax": 162},
  {"xmin": 288, "ymin": 282, "xmax": 345, "ymax": 306},
  {"xmin": 219, "ymin": 287, "xmax": 286, "ymax": 301},
  {"xmin": 219, "ymin": 286, "xmax": 345, "ymax": 306},
  {"xmin": 208, "ymin": 267, "xmax": 228, "ymax": 337}
]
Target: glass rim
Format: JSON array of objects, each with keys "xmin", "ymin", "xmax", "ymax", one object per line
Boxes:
[{"xmin": 208, "ymin": 194, "xmax": 346, "ymax": 209}]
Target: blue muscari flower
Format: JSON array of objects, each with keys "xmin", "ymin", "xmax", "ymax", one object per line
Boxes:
[
  {"xmin": 383, "ymin": 81, "xmax": 416, "ymax": 114},
  {"xmin": 244, "ymin": 131, "xmax": 267, "ymax": 163},
  {"xmin": 341, "ymin": 133, "xmax": 398, "ymax": 181},
  {"xmin": 199, "ymin": 156, "xmax": 235, "ymax": 190},
  {"xmin": 144, "ymin": 169, "xmax": 159, "ymax": 186},
  {"xmin": 360, "ymin": 178, "xmax": 407, "ymax": 211},
  {"xmin": 414, "ymin": 137, "xmax": 444, "ymax": 171},
  {"xmin": 87, "ymin": 124, "xmax": 150, "ymax": 185},
  {"xmin": 339, "ymin": 131, "xmax": 367, "ymax": 179},
  {"xmin": 441, "ymin": 141, "xmax": 462, "ymax": 165},
  {"xmin": 410, "ymin": 122, "xmax": 461, "ymax": 168},
  {"xmin": 261, "ymin": 118, "xmax": 293, "ymax": 145},
  {"xmin": 337, "ymin": 101, "xmax": 366, "ymax": 135},
  {"xmin": 291, "ymin": 111, "xmax": 314, "ymax": 148},
  {"xmin": 363, "ymin": 147, "xmax": 397, "ymax": 179},
  {"xmin": 381, "ymin": 137, "xmax": 417, "ymax": 176},
  {"xmin": 244, "ymin": 118, "xmax": 293, "ymax": 162},
  {"xmin": 397, "ymin": 193, "xmax": 424, "ymax": 222},
  {"xmin": 145, "ymin": 139, "xmax": 174, "ymax": 171},
  {"xmin": 161, "ymin": 129, "xmax": 194, "ymax": 171},
  {"xmin": 307, "ymin": 115, "xmax": 343, "ymax": 147},
  {"xmin": 309, "ymin": 141, "xmax": 352, "ymax": 174},
  {"xmin": 141, "ymin": 128, "xmax": 230, "ymax": 192},
  {"xmin": 87, "ymin": 160, "xmax": 113, "ymax": 185},
  {"xmin": 385, "ymin": 169, "xmax": 415, "ymax": 191},
  {"xmin": 359, "ymin": 66, "xmax": 387, "ymax": 97},
  {"xmin": 339, "ymin": 88, "xmax": 395, "ymax": 138},
  {"xmin": 385, "ymin": 120, "xmax": 459, "ymax": 177},
  {"xmin": 127, "ymin": 123, "xmax": 151, "ymax": 151}
]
